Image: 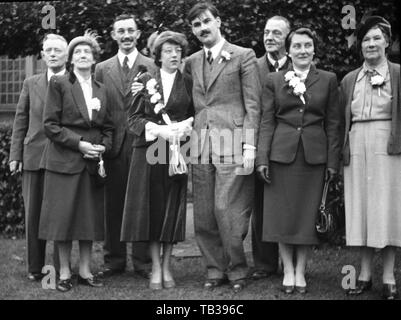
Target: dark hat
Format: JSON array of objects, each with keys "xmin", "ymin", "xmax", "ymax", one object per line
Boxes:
[
  {"xmin": 356, "ymin": 16, "xmax": 392, "ymax": 50},
  {"xmin": 68, "ymin": 30, "xmax": 101, "ymax": 62},
  {"xmin": 152, "ymin": 31, "xmax": 188, "ymax": 55}
]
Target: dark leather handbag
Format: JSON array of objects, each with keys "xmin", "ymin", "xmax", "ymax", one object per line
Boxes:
[{"xmin": 315, "ymin": 176, "xmax": 345, "ymax": 246}]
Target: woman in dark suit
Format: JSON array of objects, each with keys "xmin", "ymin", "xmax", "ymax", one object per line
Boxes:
[
  {"xmin": 39, "ymin": 32, "xmax": 113, "ymax": 292},
  {"xmin": 256, "ymin": 27, "xmax": 341, "ymax": 294},
  {"xmin": 121, "ymin": 31, "xmax": 193, "ymax": 290},
  {"xmin": 342, "ymin": 17, "xmax": 400, "ymax": 300}
]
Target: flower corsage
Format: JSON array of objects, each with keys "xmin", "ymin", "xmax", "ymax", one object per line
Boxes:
[
  {"xmin": 370, "ymin": 74, "xmax": 385, "ymax": 96},
  {"xmin": 218, "ymin": 50, "xmax": 231, "ymax": 64},
  {"xmin": 145, "ymin": 78, "xmax": 171, "ymax": 125},
  {"xmin": 284, "ymin": 71, "xmax": 306, "ymax": 104}
]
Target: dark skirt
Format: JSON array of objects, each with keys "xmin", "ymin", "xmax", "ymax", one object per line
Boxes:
[
  {"xmin": 262, "ymin": 142, "xmax": 325, "ymax": 245},
  {"xmin": 121, "ymin": 145, "xmax": 187, "ymax": 243},
  {"xmin": 39, "ymin": 170, "xmax": 105, "ymax": 241}
]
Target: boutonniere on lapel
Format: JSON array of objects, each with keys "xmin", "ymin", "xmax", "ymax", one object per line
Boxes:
[
  {"xmin": 145, "ymin": 78, "xmax": 171, "ymax": 124},
  {"xmin": 370, "ymin": 74, "xmax": 385, "ymax": 96},
  {"xmin": 284, "ymin": 71, "xmax": 306, "ymax": 104},
  {"xmin": 88, "ymin": 97, "xmax": 101, "ymax": 112},
  {"xmin": 218, "ymin": 50, "xmax": 231, "ymax": 64}
]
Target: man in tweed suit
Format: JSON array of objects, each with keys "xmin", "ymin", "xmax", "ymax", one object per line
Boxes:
[{"xmin": 95, "ymin": 14, "xmax": 156, "ymax": 278}]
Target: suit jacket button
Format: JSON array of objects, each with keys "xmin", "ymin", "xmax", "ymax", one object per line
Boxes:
[
  {"xmin": 299, "ymin": 109, "xmax": 304, "ymax": 113},
  {"xmin": 297, "ymin": 127, "xmax": 302, "ymax": 131}
]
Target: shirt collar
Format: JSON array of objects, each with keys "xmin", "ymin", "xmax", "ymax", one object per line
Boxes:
[
  {"xmin": 357, "ymin": 59, "xmax": 389, "ymax": 82},
  {"xmin": 47, "ymin": 68, "xmax": 66, "ymax": 82},
  {"xmin": 293, "ymin": 66, "xmax": 310, "ymax": 81},
  {"xmin": 160, "ymin": 68, "xmax": 177, "ymax": 80},
  {"xmin": 74, "ymin": 71, "xmax": 92, "ymax": 85},
  {"xmin": 267, "ymin": 54, "xmax": 287, "ymax": 70},
  {"xmin": 118, "ymin": 48, "xmax": 138, "ymax": 69},
  {"xmin": 203, "ymin": 38, "xmax": 226, "ymax": 60}
]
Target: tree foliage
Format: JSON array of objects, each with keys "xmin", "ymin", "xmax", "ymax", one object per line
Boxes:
[{"xmin": 0, "ymin": 0, "xmax": 399, "ymax": 79}]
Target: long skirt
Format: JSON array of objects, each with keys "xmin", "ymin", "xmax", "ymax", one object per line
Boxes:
[
  {"xmin": 262, "ymin": 142, "xmax": 325, "ymax": 245},
  {"xmin": 121, "ymin": 145, "xmax": 187, "ymax": 243},
  {"xmin": 39, "ymin": 170, "xmax": 104, "ymax": 241},
  {"xmin": 344, "ymin": 120, "xmax": 401, "ymax": 248}
]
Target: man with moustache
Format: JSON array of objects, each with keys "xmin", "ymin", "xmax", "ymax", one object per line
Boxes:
[
  {"xmin": 184, "ymin": 2, "xmax": 260, "ymax": 292},
  {"xmin": 251, "ymin": 16, "xmax": 291, "ymax": 280},
  {"xmin": 95, "ymin": 14, "xmax": 155, "ymax": 279},
  {"xmin": 9, "ymin": 34, "xmax": 68, "ymax": 281}
]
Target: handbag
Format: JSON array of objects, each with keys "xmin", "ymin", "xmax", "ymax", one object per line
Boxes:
[
  {"xmin": 315, "ymin": 175, "xmax": 345, "ymax": 246},
  {"xmin": 168, "ymin": 135, "xmax": 188, "ymax": 178}
]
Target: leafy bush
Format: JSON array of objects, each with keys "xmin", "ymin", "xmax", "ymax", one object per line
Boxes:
[{"xmin": 0, "ymin": 121, "xmax": 25, "ymax": 238}]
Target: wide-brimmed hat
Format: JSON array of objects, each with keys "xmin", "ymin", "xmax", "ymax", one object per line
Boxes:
[
  {"xmin": 356, "ymin": 16, "xmax": 392, "ymax": 51},
  {"xmin": 68, "ymin": 30, "xmax": 101, "ymax": 62}
]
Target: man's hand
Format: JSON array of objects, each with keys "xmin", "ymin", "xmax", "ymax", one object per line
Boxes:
[
  {"xmin": 9, "ymin": 160, "xmax": 22, "ymax": 175},
  {"xmin": 131, "ymin": 82, "xmax": 144, "ymax": 96},
  {"xmin": 326, "ymin": 168, "xmax": 337, "ymax": 181},
  {"xmin": 256, "ymin": 165, "xmax": 271, "ymax": 184},
  {"xmin": 243, "ymin": 149, "xmax": 255, "ymax": 171}
]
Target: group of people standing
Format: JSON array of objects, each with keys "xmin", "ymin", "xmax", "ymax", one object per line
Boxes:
[{"xmin": 8, "ymin": 1, "xmax": 400, "ymax": 300}]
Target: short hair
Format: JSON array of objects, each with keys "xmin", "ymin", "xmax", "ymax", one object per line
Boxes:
[
  {"xmin": 153, "ymin": 31, "xmax": 188, "ymax": 68},
  {"xmin": 285, "ymin": 27, "xmax": 317, "ymax": 53},
  {"xmin": 42, "ymin": 33, "xmax": 68, "ymax": 49},
  {"xmin": 112, "ymin": 14, "xmax": 138, "ymax": 29},
  {"xmin": 187, "ymin": 2, "xmax": 220, "ymax": 23},
  {"xmin": 266, "ymin": 16, "xmax": 291, "ymax": 34}
]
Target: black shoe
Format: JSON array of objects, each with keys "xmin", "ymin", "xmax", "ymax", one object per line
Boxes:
[
  {"xmin": 204, "ymin": 278, "xmax": 228, "ymax": 290},
  {"xmin": 96, "ymin": 268, "xmax": 124, "ymax": 278},
  {"xmin": 282, "ymin": 285, "xmax": 295, "ymax": 294},
  {"xmin": 77, "ymin": 275, "xmax": 103, "ymax": 288},
  {"xmin": 346, "ymin": 279, "xmax": 372, "ymax": 296},
  {"xmin": 250, "ymin": 270, "xmax": 273, "ymax": 280},
  {"xmin": 56, "ymin": 278, "xmax": 73, "ymax": 292},
  {"xmin": 231, "ymin": 279, "xmax": 247, "ymax": 293},
  {"xmin": 134, "ymin": 269, "xmax": 151, "ymax": 279},
  {"xmin": 382, "ymin": 283, "xmax": 399, "ymax": 300},
  {"xmin": 295, "ymin": 285, "xmax": 307, "ymax": 294},
  {"xmin": 27, "ymin": 272, "xmax": 45, "ymax": 281}
]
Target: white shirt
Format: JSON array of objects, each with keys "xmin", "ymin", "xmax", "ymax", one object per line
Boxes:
[
  {"xmin": 74, "ymin": 71, "xmax": 94, "ymax": 120},
  {"xmin": 293, "ymin": 66, "xmax": 310, "ymax": 81},
  {"xmin": 117, "ymin": 48, "xmax": 138, "ymax": 69},
  {"xmin": 160, "ymin": 69, "xmax": 177, "ymax": 105},
  {"xmin": 47, "ymin": 68, "xmax": 66, "ymax": 82},
  {"xmin": 203, "ymin": 38, "xmax": 226, "ymax": 61},
  {"xmin": 267, "ymin": 54, "xmax": 288, "ymax": 71}
]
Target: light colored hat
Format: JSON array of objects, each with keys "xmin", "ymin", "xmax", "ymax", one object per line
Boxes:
[{"xmin": 68, "ymin": 30, "xmax": 101, "ymax": 62}]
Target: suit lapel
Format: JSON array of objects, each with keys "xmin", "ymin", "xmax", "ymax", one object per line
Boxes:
[
  {"xmin": 71, "ymin": 78, "xmax": 91, "ymax": 125},
  {"xmin": 206, "ymin": 41, "xmax": 233, "ymax": 92},
  {"xmin": 304, "ymin": 64, "xmax": 320, "ymax": 89},
  {"xmin": 193, "ymin": 51, "xmax": 206, "ymax": 93},
  {"xmin": 91, "ymin": 80, "xmax": 103, "ymax": 123},
  {"xmin": 33, "ymin": 73, "xmax": 48, "ymax": 103},
  {"xmin": 389, "ymin": 61, "xmax": 399, "ymax": 114},
  {"xmin": 107, "ymin": 55, "xmax": 125, "ymax": 96}
]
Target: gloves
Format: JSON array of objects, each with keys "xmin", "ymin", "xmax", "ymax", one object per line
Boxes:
[{"xmin": 256, "ymin": 165, "xmax": 271, "ymax": 184}]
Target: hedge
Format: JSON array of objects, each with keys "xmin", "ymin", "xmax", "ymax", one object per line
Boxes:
[{"xmin": 0, "ymin": 121, "xmax": 25, "ymax": 238}]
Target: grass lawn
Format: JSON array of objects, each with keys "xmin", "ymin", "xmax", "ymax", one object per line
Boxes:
[{"xmin": 1, "ymin": 238, "xmax": 400, "ymax": 300}]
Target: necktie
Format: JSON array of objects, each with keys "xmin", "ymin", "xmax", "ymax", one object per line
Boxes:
[
  {"xmin": 273, "ymin": 60, "xmax": 279, "ymax": 71},
  {"xmin": 122, "ymin": 56, "xmax": 130, "ymax": 76},
  {"xmin": 207, "ymin": 50, "xmax": 213, "ymax": 65}
]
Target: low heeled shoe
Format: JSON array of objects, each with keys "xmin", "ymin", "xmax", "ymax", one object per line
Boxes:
[
  {"xmin": 282, "ymin": 285, "xmax": 295, "ymax": 294},
  {"xmin": 346, "ymin": 279, "xmax": 372, "ymax": 295},
  {"xmin": 77, "ymin": 275, "xmax": 103, "ymax": 288},
  {"xmin": 204, "ymin": 278, "xmax": 227, "ymax": 290},
  {"xmin": 295, "ymin": 285, "xmax": 307, "ymax": 294},
  {"xmin": 382, "ymin": 283, "xmax": 399, "ymax": 300},
  {"xmin": 56, "ymin": 278, "xmax": 73, "ymax": 292}
]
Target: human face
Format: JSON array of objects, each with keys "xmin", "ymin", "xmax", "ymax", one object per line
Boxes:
[
  {"xmin": 41, "ymin": 38, "xmax": 68, "ymax": 72},
  {"xmin": 191, "ymin": 10, "xmax": 221, "ymax": 48},
  {"xmin": 288, "ymin": 33, "xmax": 314, "ymax": 70},
  {"xmin": 263, "ymin": 19, "xmax": 289, "ymax": 58},
  {"xmin": 111, "ymin": 18, "xmax": 141, "ymax": 54},
  {"xmin": 361, "ymin": 27, "xmax": 389, "ymax": 66},
  {"xmin": 160, "ymin": 42, "xmax": 182, "ymax": 73},
  {"xmin": 71, "ymin": 44, "xmax": 95, "ymax": 72}
]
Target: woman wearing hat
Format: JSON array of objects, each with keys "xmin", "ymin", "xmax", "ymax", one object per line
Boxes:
[
  {"xmin": 39, "ymin": 31, "xmax": 113, "ymax": 292},
  {"xmin": 341, "ymin": 16, "xmax": 400, "ymax": 300},
  {"xmin": 121, "ymin": 31, "xmax": 193, "ymax": 290}
]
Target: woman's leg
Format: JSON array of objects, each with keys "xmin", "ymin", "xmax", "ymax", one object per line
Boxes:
[
  {"xmin": 57, "ymin": 241, "xmax": 72, "ymax": 280},
  {"xmin": 359, "ymin": 246, "xmax": 374, "ymax": 281},
  {"xmin": 149, "ymin": 241, "xmax": 162, "ymax": 285},
  {"xmin": 279, "ymin": 243, "xmax": 295, "ymax": 286},
  {"xmin": 382, "ymin": 246, "xmax": 396, "ymax": 284},
  {"xmin": 162, "ymin": 243, "xmax": 174, "ymax": 284},
  {"xmin": 78, "ymin": 240, "xmax": 93, "ymax": 278},
  {"xmin": 295, "ymin": 245, "xmax": 310, "ymax": 287}
]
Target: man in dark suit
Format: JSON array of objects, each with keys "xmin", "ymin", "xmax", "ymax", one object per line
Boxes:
[
  {"xmin": 9, "ymin": 34, "xmax": 68, "ymax": 281},
  {"xmin": 184, "ymin": 2, "xmax": 260, "ymax": 293},
  {"xmin": 251, "ymin": 16, "xmax": 291, "ymax": 280},
  {"xmin": 95, "ymin": 14, "xmax": 156, "ymax": 278}
]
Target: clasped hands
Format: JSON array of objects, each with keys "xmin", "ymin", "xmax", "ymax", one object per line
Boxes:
[
  {"xmin": 150, "ymin": 117, "xmax": 194, "ymax": 142},
  {"xmin": 79, "ymin": 141, "xmax": 105, "ymax": 159}
]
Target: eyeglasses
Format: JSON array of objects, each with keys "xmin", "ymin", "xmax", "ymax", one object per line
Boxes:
[{"xmin": 162, "ymin": 47, "xmax": 183, "ymax": 55}]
